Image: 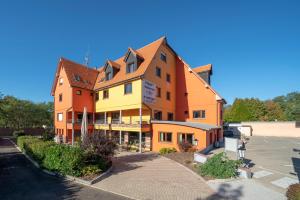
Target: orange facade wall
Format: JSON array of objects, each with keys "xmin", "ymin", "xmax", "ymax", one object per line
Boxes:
[
  {"xmin": 144, "ymin": 42, "xmax": 177, "ymax": 120},
  {"xmin": 54, "ymin": 66, "xmax": 95, "ymax": 142},
  {"xmin": 152, "ymin": 123, "xmax": 211, "ymax": 152},
  {"xmin": 175, "ymin": 58, "xmax": 221, "ymax": 126}
]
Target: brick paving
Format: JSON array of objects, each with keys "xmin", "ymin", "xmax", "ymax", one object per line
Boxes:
[{"xmin": 93, "ymin": 152, "xmax": 214, "ymax": 200}]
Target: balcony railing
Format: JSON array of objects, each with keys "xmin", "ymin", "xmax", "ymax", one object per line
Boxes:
[{"xmin": 67, "ymin": 119, "xmax": 93, "ymax": 124}]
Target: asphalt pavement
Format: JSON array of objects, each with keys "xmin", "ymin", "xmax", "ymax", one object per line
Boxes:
[{"xmin": 0, "ymin": 137, "xmax": 131, "ymax": 200}]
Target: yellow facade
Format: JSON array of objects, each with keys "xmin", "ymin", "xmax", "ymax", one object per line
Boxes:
[
  {"xmin": 95, "ymin": 79, "xmax": 142, "ymax": 112},
  {"xmin": 94, "ymin": 79, "xmax": 151, "ymax": 132}
]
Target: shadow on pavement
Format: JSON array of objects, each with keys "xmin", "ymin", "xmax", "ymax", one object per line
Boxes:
[
  {"xmin": 292, "ymin": 148, "xmax": 300, "ymax": 181},
  {"xmin": 196, "ymin": 183, "xmax": 243, "ymax": 200}
]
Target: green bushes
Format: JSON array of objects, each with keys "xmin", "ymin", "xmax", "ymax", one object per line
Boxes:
[
  {"xmin": 43, "ymin": 145, "xmax": 83, "ymax": 176},
  {"xmin": 286, "ymin": 184, "xmax": 300, "ymax": 200},
  {"xmin": 159, "ymin": 147, "xmax": 177, "ymax": 155},
  {"xmin": 17, "ymin": 136, "xmax": 106, "ymax": 177},
  {"xmin": 198, "ymin": 152, "xmax": 241, "ymax": 179}
]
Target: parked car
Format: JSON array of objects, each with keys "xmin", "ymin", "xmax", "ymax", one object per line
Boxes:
[{"xmin": 223, "ymin": 130, "xmax": 234, "ymax": 137}]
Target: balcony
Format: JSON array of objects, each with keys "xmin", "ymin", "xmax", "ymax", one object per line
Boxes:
[{"xmin": 67, "ymin": 119, "xmax": 93, "ymax": 125}]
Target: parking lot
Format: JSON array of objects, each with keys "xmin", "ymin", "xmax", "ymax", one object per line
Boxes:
[{"xmin": 244, "ymin": 136, "xmax": 300, "ymax": 193}]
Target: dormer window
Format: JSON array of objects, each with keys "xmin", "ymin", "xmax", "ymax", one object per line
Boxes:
[
  {"xmin": 105, "ymin": 67, "xmax": 112, "ymax": 81},
  {"xmin": 104, "ymin": 60, "xmax": 120, "ymax": 81},
  {"xmin": 127, "ymin": 63, "xmax": 135, "ymax": 73},
  {"xmin": 124, "ymin": 48, "xmax": 144, "ymax": 74},
  {"xmin": 74, "ymin": 74, "xmax": 81, "ymax": 82}
]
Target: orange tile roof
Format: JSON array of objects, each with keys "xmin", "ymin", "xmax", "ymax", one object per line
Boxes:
[
  {"xmin": 193, "ymin": 64, "xmax": 212, "ymax": 73},
  {"xmin": 51, "ymin": 58, "xmax": 99, "ymax": 95},
  {"xmin": 94, "ymin": 36, "xmax": 165, "ymax": 90}
]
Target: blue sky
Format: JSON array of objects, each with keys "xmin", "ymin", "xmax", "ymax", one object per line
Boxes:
[{"xmin": 0, "ymin": 0, "xmax": 299, "ymax": 104}]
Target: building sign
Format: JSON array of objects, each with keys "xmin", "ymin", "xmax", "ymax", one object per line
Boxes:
[{"xmin": 142, "ymin": 80, "xmax": 156, "ymax": 104}]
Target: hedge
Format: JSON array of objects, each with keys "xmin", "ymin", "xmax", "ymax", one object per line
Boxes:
[
  {"xmin": 17, "ymin": 136, "xmax": 105, "ymax": 177},
  {"xmin": 159, "ymin": 147, "xmax": 177, "ymax": 155}
]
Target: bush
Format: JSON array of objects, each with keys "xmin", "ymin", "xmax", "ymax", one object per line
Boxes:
[
  {"xmin": 81, "ymin": 133, "xmax": 117, "ymax": 160},
  {"xmin": 159, "ymin": 147, "xmax": 177, "ymax": 155},
  {"xmin": 179, "ymin": 141, "xmax": 193, "ymax": 152},
  {"xmin": 25, "ymin": 140, "xmax": 55, "ymax": 163},
  {"xmin": 81, "ymin": 165, "xmax": 102, "ymax": 176},
  {"xmin": 198, "ymin": 152, "xmax": 241, "ymax": 179},
  {"xmin": 43, "ymin": 145, "xmax": 84, "ymax": 176},
  {"xmin": 17, "ymin": 135, "xmax": 106, "ymax": 177},
  {"xmin": 17, "ymin": 136, "xmax": 39, "ymax": 151},
  {"xmin": 286, "ymin": 184, "xmax": 300, "ymax": 200},
  {"xmin": 13, "ymin": 130, "xmax": 25, "ymax": 138},
  {"xmin": 42, "ymin": 129, "xmax": 55, "ymax": 141}
]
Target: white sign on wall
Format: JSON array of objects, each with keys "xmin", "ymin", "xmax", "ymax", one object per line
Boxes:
[{"xmin": 142, "ymin": 80, "xmax": 156, "ymax": 104}]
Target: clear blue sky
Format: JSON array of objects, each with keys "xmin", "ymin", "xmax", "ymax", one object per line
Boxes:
[{"xmin": 0, "ymin": 0, "xmax": 299, "ymax": 104}]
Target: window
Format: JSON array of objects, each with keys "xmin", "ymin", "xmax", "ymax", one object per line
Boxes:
[
  {"xmin": 76, "ymin": 90, "xmax": 82, "ymax": 95},
  {"xmin": 154, "ymin": 110, "xmax": 162, "ymax": 120},
  {"xmin": 57, "ymin": 113, "xmax": 63, "ymax": 122},
  {"xmin": 124, "ymin": 83, "xmax": 132, "ymax": 94},
  {"xmin": 156, "ymin": 67, "xmax": 161, "ymax": 77},
  {"xmin": 159, "ymin": 132, "xmax": 172, "ymax": 142},
  {"xmin": 168, "ymin": 112, "xmax": 174, "ymax": 121},
  {"xmin": 95, "ymin": 93, "xmax": 99, "ymax": 101},
  {"xmin": 105, "ymin": 71, "xmax": 112, "ymax": 81},
  {"xmin": 160, "ymin": 52, "xmax": 167, "ymax": 62},
  {"xmin": 166, "ymin": 73, "xmax": 171, "ymax": 83},
  {"xmin": 103, "ymin": 90, "xmax": 109, "ymax": 99},
  {"xmin": 166, "ymin": 91, "xmax": 171, "ymax": 101},
  {"xmin": 59, "ymin": 93, "xmax": 62, "ymax": 102},
  {"xmin": 193, "ymin": 110, "xmax": 206, "ymax": 119},
  {"xmin": 126, "ymin": 63, "xmax": 135, "ymax": 73},
  {"xmin": 59, "ymin": 78, "xmax": 63, "ymax": 85},
  {"xmin": 156, "ymin": 87, "xmax": 161, "ymax": 97},
  {"xmin": 74, "ymin": 74, "xmax": 81, "ymax": 82},
  {"xmin": 178, "ymin": 133, "xmax": 194, "ymax": 145}
]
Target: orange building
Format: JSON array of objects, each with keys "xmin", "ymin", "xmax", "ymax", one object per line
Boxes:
[{"xmin": 51, "ymin": 37, "xmax": 226, "ymax": 152}]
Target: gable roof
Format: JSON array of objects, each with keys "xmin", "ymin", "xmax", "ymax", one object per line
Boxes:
[
  {"xmin": 94, "ymin": 36, "xmax": 165, "ymax": 90},
  {"xmin": 124, "ymin": 47, "xmax": 144, "ymax": 62},
  {"xmin": 193, "ymin": 64, "xmax": 212, "ymax": 74},
  {"xmin": 51, "ymin": 58, "xmax": 99, "ymax": 95},
  {"xmin": 106, "ymin": 60, "xmax": 121, "ymax": 70},
  {"xmin": 177, "ymin": 56, "xmax": 226, "ymax": 104}
]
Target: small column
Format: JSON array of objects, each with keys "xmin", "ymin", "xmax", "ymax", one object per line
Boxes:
[
  {"xmin": 72, "ymin": 111, "xmax": 74, "ymax": 146},
  {"xmin": 139, "ymin": 106, "xmax": 142, "ymax": 153},
  {"xmin": 119, "ymin": 130, "xmax": 122, "ymax": 145},
  {"xmin": 119, "ymin": 110, "xmax": 122, "ymax": 124},
  {"xmin": 104, "ymin": 112, "xmax": 107, "ymax": 124}
]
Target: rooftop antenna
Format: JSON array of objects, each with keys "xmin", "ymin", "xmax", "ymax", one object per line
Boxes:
[{"xmin": 84, "ymin": 45, "xmax": 90, "ymax": 66}]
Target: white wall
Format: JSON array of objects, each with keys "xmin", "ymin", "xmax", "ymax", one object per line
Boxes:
[{"xmin": 241, "ymin": 121, "xmax": 299, "ymax": 137}]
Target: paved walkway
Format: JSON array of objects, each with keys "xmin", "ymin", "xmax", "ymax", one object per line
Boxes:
[
  {"xmin": 207, "ymin": 178, "xmax": 285, "ymax": 200},
  {"xmin": 94, "ymin": 152, "xmax": 214, "ymax": 200},
  {"xmin": 0, "ymin": 138, "xmax": 131, "ymax": 200}
]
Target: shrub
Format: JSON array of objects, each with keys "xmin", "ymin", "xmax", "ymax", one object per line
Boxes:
[
  {"xmin": 42, "ymin": 129, "xmax": 55, "ymax": 141},
  {"xmin": 43, "ymin": 145, "xmax": 84, "ymax": 176},
  {"xmin": 81, "ymin": 133, "xmax": 117, "ymax": 160},
  {"xmin": 81, "ymin": 165, "xmax": 102, "ymax": 176},
  {"xmin": 159, "ymin": 147, "xmax": 177, "ymax": 155},
  {"xmin": 13, "ymin": 130, "xmax": 25, "ymax": 138},
  {"xmin": 179, "ymin": 141, "xmax": 192, "ymax": 152},
  {"xmin": 286, "ymin": 184, "xmax": 300, "ymax": 200},
  {"xmin": 199, "ymin": 152, "xmax": 242, "ymax": 179},
  {"xmin": 25, "ymin": 140, "xmax": 55, "ymax": 163},
  {"xmin": 42, "ymin": 145, "xmax": 64, "ymax": 172},
  {"xmin": 17, "ymin": 136, "xmax": 39, "ymax": 151}
]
